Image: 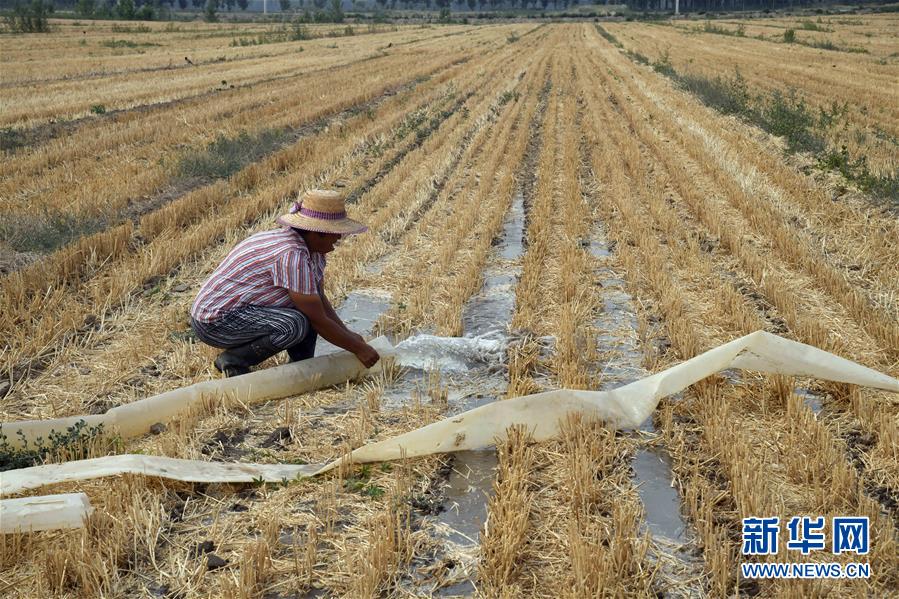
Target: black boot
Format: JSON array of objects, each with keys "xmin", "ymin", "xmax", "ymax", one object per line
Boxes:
[
  {"xmin": 287, "ymin": 330, "xmax": 318, "ymax": 363},
  {"xmin": 214, "ymin": 337, "xmax": 281, "ymax": 377}
]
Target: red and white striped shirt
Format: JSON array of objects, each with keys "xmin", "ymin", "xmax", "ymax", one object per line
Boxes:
[{"xmin": 191, "ymin": 228, "xmax": 325, "ymax": 323}]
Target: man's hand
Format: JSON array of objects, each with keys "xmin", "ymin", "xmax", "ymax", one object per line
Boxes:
[
  {"xmin": 354, "ymin": 343, "xmax": 380, "ymax": 369},
  {"xmin": 289, "ymin": 290, "xmax": 379, "ymax": 367}
]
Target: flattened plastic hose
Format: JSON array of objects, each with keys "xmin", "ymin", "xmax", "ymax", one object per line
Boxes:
[
  {"xmin": 3, "ymin": 331, "xmax": 897, "ymax": 503},
  {"xmin": 0, "ymin": 337, "xmax": 395, "ymax": 450}
]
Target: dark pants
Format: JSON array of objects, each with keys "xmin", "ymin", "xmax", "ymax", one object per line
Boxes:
[{"xmin": 191, "ymin": 306, "xmax": 317, "ymax": 361}]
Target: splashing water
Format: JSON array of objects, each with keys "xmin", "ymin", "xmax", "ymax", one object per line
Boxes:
[{"xmin": 393, "ymin": 333, "xmax": 507, "ymax": 372}]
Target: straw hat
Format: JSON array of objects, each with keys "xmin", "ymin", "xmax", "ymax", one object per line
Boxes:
[{"xmin": 276, "ymin": 189, "xmax": 367, "ymax": 235}]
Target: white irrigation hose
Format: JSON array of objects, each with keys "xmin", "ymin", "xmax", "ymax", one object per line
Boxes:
[
  {"xmin": 0, "ymin": 337, "xmax": 395, "ymax": 450},
  {"xmin": 0, "ymin": 493, "xmax": 93, "ymax": 533},
  {"xmin": 3, "ymin": 331, "xmax": 897, "ymax": 514}
]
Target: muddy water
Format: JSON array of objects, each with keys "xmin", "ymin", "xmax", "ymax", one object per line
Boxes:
[
  {"xmin": 589, "ymin": 223, "xmax": 703, "ymax": 595},
  {"xmin": 419, "ymin": 193, "xmax": 525, "ymax": 595},
  {"xmin": 794, "ymin": 386, "xmax": 824, "ymax": 414}
]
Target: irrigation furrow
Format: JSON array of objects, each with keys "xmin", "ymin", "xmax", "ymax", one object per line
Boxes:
[{"xmin": 313, "ymin": 36, "xmax": 553, "ymax": 596}]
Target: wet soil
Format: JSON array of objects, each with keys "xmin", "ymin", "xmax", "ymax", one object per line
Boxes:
[
  {"xmin": 588, "ymin": 222, "xmax": 704, "ymax": 595},
  {"xmin": 404, "ymin": 192, "xmax": 526, "ymax": 595}
]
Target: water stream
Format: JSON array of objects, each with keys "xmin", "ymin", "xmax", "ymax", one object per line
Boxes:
[
  {"xmin": 325, "ymin": 199, "xmax": 701, "ymax": 593},
  {"xmin": 425, "ymin": 193, "xmax": 525, "ymax": 595},
  {"xmin": 589, "ymin": 223, "xmax": 703, "ymax": 595},
  {"xmin": 795, "ymin": 386, "xmax": 824, "ymax": 414}
]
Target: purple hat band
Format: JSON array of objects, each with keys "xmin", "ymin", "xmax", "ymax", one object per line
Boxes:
[{"xmin": 289, "ymin": 201, "xmax": 347, "ymax": 221}]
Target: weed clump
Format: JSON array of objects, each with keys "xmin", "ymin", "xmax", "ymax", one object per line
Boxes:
[
  {"xmin": 677, "ymin": 70, "xmax": 751, "ymax": 117},
  {"xmin": 594, "ymin": 24, "xmax": 621, "ymax": 47},
  {"xmin": 176, "ymin": 128, "xmax": 289, "ymax": 180},
  {"xmin": 700, "ymin": 21, "xmax": 745, "ymax": 37},
  {"xmin": 763, "ymin": 89, "xmax": 823, "ymax": 153},
  {"xmin": 0, "ymin": 420, "xmax": 109, "ymax": 471},
  {"xmin": 100, "ymin": 39, "xmax": 162, "ymax": 49},
  {"xmin": 0, "ymin": 127, "xmax": 26, "ymax": 153},
  {"xmin": 799, "ymin": 20, "xmax": 831, "ymax": 32},
  {"xmin": 634, "ymin": 58, "xmax": 896, "ymax": 203},
  {"xmin": 651, "ymin": 51, "xmax": 676, "ymax": 78},
  {"xmin": 818, "ymin": 146, "xmax": 899, "ymax": 202},
  {"xmin": 499, "ymin": 90, "xmax": 520, "ymax": 106},
  {"xmin": 0, "ymin": 208, "xmax": 107, "ymax": 253}
]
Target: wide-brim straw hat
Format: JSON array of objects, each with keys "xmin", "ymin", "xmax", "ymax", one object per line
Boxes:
[{"xmin": 276, "ymin": 189, "xmax": 367, "ymax": 235}]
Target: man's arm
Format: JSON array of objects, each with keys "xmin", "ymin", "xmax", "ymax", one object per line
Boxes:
[
  {"xmin": 289, "ymin": 290, "xmax": 379, "ymax": 368},
  {"xmin": 320, "ymin": 290, "xmax": 353, "ymax": 334}
]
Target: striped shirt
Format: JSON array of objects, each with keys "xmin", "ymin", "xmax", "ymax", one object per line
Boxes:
[{"xmin": 191, "ymin": 227, "xmax": 325, "ymax": 323}]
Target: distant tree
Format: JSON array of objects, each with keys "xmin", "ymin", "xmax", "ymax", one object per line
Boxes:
[
  {"xmin": 137, "ymin": 2, "xmax": 155, "ymax": 18},
  {"xmin": 279, "ymin": 0, "xmax": 290, "ymax": 10},
  {"xmin": 192, "ymin": 0, "xmax": 203, "ymax": 7},
  {"xmin": 236, "ymin": 0, "xmax": 247, "ymax": 8},
  {"xmin": 477, "ymin": 0, "xmax": 486, "ymax": 8},
  {"xmin": 204, "ymin": 0, "xmax": 217, "ymax": 20},
  {"xmin": 178, "ymin": 0, "xmax": 187, "ymax": 7},
  {"xmin": 4, "ymin": 0, "xmax": 53, "ymax": 32},
  {"xmin": 329, "ymin": 0, "xmax": 343, "ymax": 20},
  {"xmin": 117, "ymin": 0, "xmax": 136, "ymax": 18},
  {"xmin": 539, "ymin": 0, "xmax": 547, "ymax": 8},
  {"xmin": 77, "ymin": 0, "xmax": 96, "ymax": 16},
  {"xmin": 466, "ymin": 0, "xmax": 474, "ymax": 9}
]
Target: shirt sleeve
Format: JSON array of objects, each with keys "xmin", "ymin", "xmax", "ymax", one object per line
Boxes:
[{"xmin": 271, "ymin": 249, "xmax": 317, "ymax": 295}]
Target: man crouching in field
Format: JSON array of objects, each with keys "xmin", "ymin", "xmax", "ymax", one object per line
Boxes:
[{"xmin": 190, "ymin": 189, "xmax": 380, "ymax": 377}]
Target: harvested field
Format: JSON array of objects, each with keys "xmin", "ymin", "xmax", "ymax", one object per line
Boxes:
[
  {"xmin": 1, "ymin": 16, "xmax": 898, "ymax": 598},
  {"xmin": 603, "ymin": 15, "xmax": 899, "ymax": 183}
]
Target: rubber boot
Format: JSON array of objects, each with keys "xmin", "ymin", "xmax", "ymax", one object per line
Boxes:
[
  {"xmin": 287, "ymin": 330, "xmax": 318, "ymax": 363},
  {"xmin": 214, "ymin": 336, "xmax": 281, "ymax": 377}
]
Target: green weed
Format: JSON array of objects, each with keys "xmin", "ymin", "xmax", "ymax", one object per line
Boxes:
[
  {"xmin": 0, "ymin": 208, "xmax": 107, "ymax": 253},
  {"xmin": 0, "ymin": 420, "xmax": 110, "ymax": 471},
  {"xmin": 176, "ymin": 128, "xmax": 290, "ymax": 180}
]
